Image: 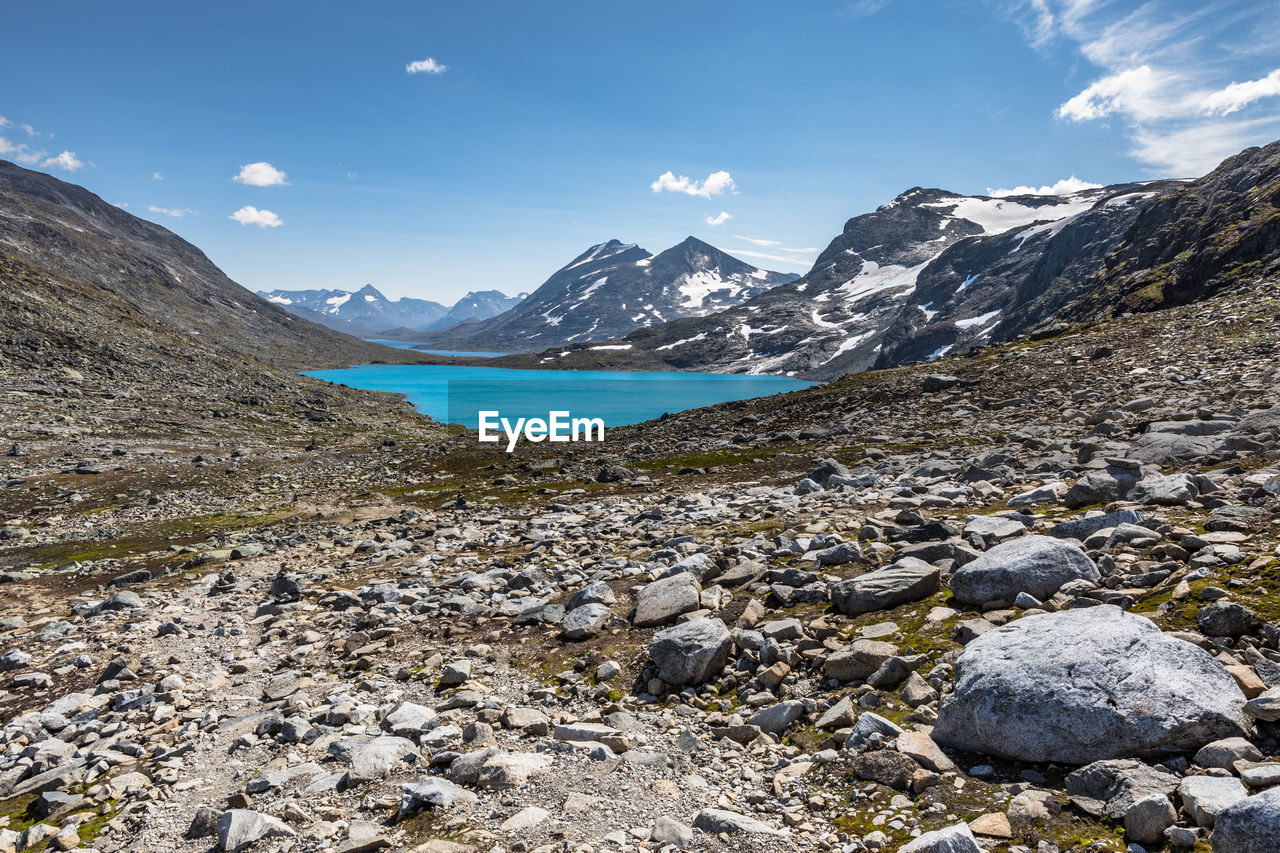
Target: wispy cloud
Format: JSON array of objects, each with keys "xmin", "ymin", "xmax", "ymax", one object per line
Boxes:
[
  {"xmin": 148, "ymin": 205, "xmax": 196, "ymax": 218},
  {"xmin": 406, "ymin": 57, "xmax": 447, "ymax": 74},
  {"xmin": 0, "ymin": 135, "xmax": 46, "ymax": 166},
  {"xmin": 733, "ymin": 234, "xmax": 781, "ymax": 247},
  {"xmin": 734, "ymin": 248, "xmax": 817, "ymax": 266},
  {"xmin": 233, "ymin": 161, "xmax": 289, "ymax": 186},
  {"xmin": 996, "ymin": 0, "xmax": 1280, "ymax": 175},
  {"xmin": 651, "ymin": 170, "xmax": 736, "ymax": 198},
  {"xmin": 705, "ymin": 211, "xmax": 733, "ymax": 226},
  {"xmin": 987, "ymin": 176, "xmax": 1102, "ymax": 196},
  {"xmin": 43, "ymin": 151, "xmax": 84, "ymax": 172},
  {"xmin": 229, "ymin": 206, "xmax": 283, "ymax": 228},
  {"xmin": 151, "ymin": 171, "xmax": 164, "ymax": 181}
]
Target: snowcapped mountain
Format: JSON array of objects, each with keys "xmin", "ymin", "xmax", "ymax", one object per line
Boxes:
[
  {"xmin": 425, "ymin": 289, "xmax": 528, "ymax": 331},
  {"xmin": 553, "ymin": 181, "xmax": 1184, "ymax": 379},
  {"xmin": 256, "ymin": 284, "xmax": 524, "ymax": 335},
  {"xmin": 414, "ymin": 237, "xmax": 799, "ymax": 351}
]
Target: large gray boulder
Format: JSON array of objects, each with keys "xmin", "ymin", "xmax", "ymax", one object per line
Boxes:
[
  {"xmin": 216, "ymin": 810, "xmax": 295, "ymax": 852},
  {"xmin": 648, "ymin": 618, "xmax": 732, "ymax": 686},
  {"xmin": 933, "ymin": 606, "xmax": 1251, "ymax": 764},
  {"xmin": 1210, "ymin": 787, "xmax": 1280, "ymax": 853},
  {"xmin": 561, "ymin": 603, "xmax": 612, "ymax": 640},
  {"xmin": 1234, "ymin": 404, "xmax": 1280, "ymax": 437},
  {"xmin": 897, "ymin": 822, "xmax": 981, "ymax": 852},
  {"xmin": 692, "ymin": 808, "xmax": 786, "ymax": 837},
  {"xmin": 633, "ymin": 573, "xmax": 700, "ymax": 627},
  {"xmin": 949, "ymin": 535, "xmax": 1099, "ymax": 606},
  {"xmin": 830, "ymin": 559, "xmax": 940, "ymax": 616},
  {"xmin": 1125, "ymin": 432, "xmax": 1218, "ymax": 465}
]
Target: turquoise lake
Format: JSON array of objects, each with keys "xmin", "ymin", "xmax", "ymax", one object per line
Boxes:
[
  {"xmin": 304, "ymin": 364, "xmax": 814, "ymax": 428},
  {"xmin": 363, "ymin": 339, "xmax": 509, "ymax": 357}
]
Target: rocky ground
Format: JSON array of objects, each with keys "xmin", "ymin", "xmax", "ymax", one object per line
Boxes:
[{"xmin": 2, "ymin": 277, "xmax": 1280, "ymax": 853}]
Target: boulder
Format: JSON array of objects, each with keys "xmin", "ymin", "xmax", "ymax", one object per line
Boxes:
[
  {"xmin": 1065, "ymin": 759, "xmax": 1180, "ymax": 818},
  {"xmin": 898, "ymin": 822, "xmax": 981, "ymax": 853},
  {"xmin": 950, "ymin": 535, "xmax": 1098, "ymax": 606},
  {"xmin": 830, "ymin": 559, "xmax": 940, "ymax": 616},
  {"xmin": 1180, "ymin": 775, "xmax": 1248, "ymax": 827},
  {"xmin": 561, "ymin": 603, "xmax": 611, "ymax": 640},
  {"xmin": 633, "ymin": 573, "xmax": 700, "ymax": 627},
  {"xmin": 748, "ymin": 700, "xmax": 805, "ymax": 735},
  {"xmin": 216, "ymin": 810, "xmax": 295, "ymax": 853},
  {"xmin": 1125, "ymin": 432, "xmax": 1218, "ymax": 465},
  {"xmin": 1125, "ymin": 793, "xmax": 1177, "ymax": 846},
  {"xmin": 1065, "ymin": 466, "xmax": 1142, "ymax": 507},
  {"xmin": 342, "ymin": 736, "xmax": 418, "ymax": 785},
  {"xmin": 1132, "ymin": 472, "xmax": 1199, "ymax": 505},
  {"xmin": 1210, "ymin": 787, "xmax": 1280, "ymax": 853},
  {"xmin": 933, "ymin": 606, "xmax": 1251, "ymax": 763},
  {"xmin": 648, "ymin": 618, "xmax": 732, "ymax": 686},
  {"xmin": 692, "ymin": 808, "xmax": 786, "ymax": 837},
  {"xmin": 398, "ymin": 779, "xmax": 477, "ymax": 817},
  {"xmin": 824, "ymin": 639, "xmax": 898, "ymax": 682}
]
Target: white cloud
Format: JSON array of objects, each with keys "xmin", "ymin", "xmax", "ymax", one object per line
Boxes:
[
  {"xmin": 43, "ymin": 151, "xmax": 84, "ymax": 172},
  {"xmin": 0, "ymin": 136, "xmax": 46, "ymax": 166},
  {"xmin": 20, "ymin": 124, "xmax": 37, "ymax": 137},
  {"xmin": 1055, "ymin": 65, "xmax": 1176, "ymax": 122},
  {"xmin": 780, "ymin": 246, "xmax": 820, "ymax": 253},
  {"xmin": 1131, "ymin": 117, "xmax": 1280, "ymax": 176},
  {"xmin": 0, "ymin": 116, "xmax": 7, "ymax": 127},
  {"xmin": 1202, "ymin": 68, "xmax": 1280, "ymax": 116},
  {"xmin": 233, "ymin": 161, "xmax": 289, "ymax": 186},
  {"xmin": 987, "ymin": 175, "xmax": 1103, "ymax": 196},
  {"xmin": 650, "ymin": 170, "xmax": 736, "ymax": 198},
  {"xmin": 705, "ymin": 211, "xmax": 733, "ymax": 226},
  {"xmin": 406, "ymin": 57, "xmax": 447, "ymax": 74},
  {"xmin": 151, "ymin": 171, "xmax": 164, "ymax": 181},
  {"xmin": 998, "ymin": 0, "xmax": 1280, "ymax": 176},
  {"xmin": 733, "ymin": 248, "xmax": 816, "ymax": 266},
  {"xmin": 733, "ymin": 234, "xmax": 781, "ymax": 247},
  {"xmin": 148, "ymin": 205, "xmax": 196, "ymax": 218},
  {"xmin": 229, "ymin": 206, "xmax": 283, "ymax": 228}
]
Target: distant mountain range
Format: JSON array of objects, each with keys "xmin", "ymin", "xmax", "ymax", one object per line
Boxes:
[
  {"xmin": 516, "ymin": 139, "xmax": 1280, "ymax": 379},
  {"xmin": 257, "ymin": 284, "xmax": 526, "ymax": 336},
  {"xmin": 412, "ymin": 236, "xmax": 798, "ymax": 351}
]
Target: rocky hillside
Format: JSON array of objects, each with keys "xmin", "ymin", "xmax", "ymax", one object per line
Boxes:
[
  {"xmin": 413, "ymin": 237, "xmax": 797, "ymax": 352},
  {"xmin": 0, "ymin": 160, "xmax": 409, "ymax": 373},
  {"xmin": 529, "ymin": 139, "xmax": 1280, "ymax": 381},
  {"xmin": 2, "ymin": 270, "xmax": 1280, "ymax": 853}
]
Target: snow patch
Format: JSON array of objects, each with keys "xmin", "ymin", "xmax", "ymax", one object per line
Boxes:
[
  {"xmin": 656, "ymin": 332, "xmax": 708, "ymax": 351},
  {"xmin": 589, "ymin": 344, "xmax": 633, "ymax": 351},
  {"xmin": 955, "ymin": 309, "xmax": 1002, "ymax": 329},
  {"xmin": 838, "ymin": 260, "xmax": 928, "ymax": 302},
  {"xmin": 924, "ymin": 195, "xmax": 1095, "ymax": 236}
]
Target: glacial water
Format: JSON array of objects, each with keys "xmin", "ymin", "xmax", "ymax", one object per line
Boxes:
[
  {"xmin": 364, "ymin": 339, "xmax": 509, "ymax": 357},
  {"xmin": 304, "ymin": 364, "xmax": 813, "ymax": 428}
]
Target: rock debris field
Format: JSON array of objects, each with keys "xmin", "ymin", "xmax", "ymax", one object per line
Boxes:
[{"xmin": 2, "ymin": 279, "xmax": 1280, "ymax": 853}]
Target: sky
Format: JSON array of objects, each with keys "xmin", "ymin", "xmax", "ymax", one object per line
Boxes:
[{"xmin": 3, "ymin": 1, "xmax": 1279, "ymax": 304}]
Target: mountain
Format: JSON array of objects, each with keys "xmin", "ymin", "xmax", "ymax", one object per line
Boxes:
[
  {"xmin": 523, "ymin": 137, "xmax": 1280, "ymax": 380},
  {"xmin": 0, "ymin": 159, "xmax": 430, "ymax": 443},
  {"xmin": 258, "ymin": 284, "xmax": 450, "ymax": 335},
  {"xmin": 423, "ymin": 289, "xmax": 528, "ymax": 331},
  {"xmin": 0, "ymin": 159, "xmax": 411, "ymax": 373},
  {"xmin": 412, "ymin": 237, "xmax": 799, "ymax": 351}
]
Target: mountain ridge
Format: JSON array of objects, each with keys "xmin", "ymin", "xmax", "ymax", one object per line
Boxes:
[{"xmin": 411, "ymin": 236, "xmax": 798, "ymax": 351}]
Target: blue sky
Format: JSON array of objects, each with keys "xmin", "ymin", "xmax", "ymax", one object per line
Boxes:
[{"xmin": 3, "ymin": 0, "xmax": 1279, "ymax": 303}]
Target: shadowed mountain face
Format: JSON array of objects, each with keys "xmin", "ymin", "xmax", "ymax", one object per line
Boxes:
[
  {"xmin": 0, "ymin": 159, "xmax": 411, "ymax": 379},
  {"xmin": 411, "ymin": 237, "xmax": 798, "ymax": 351},
  {"xmin": 523, "ymin": 140, "xmax": 1280, "ymax": 380}
]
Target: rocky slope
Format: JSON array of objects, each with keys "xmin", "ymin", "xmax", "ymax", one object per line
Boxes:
[
  {"xmin": 2, "ymin": 269, "xmax": 1280, "ymax": 853},
  {"xmin": 527, "ymin": 139, "xmax": 1280, "ymax": 381},
  {"xmin": 413, "ymin": 238, "xmax": 797, "ymax": 352},
  {"xmin": 0, "ymin": 161, "xmax": 409, "ymax": 373}
]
